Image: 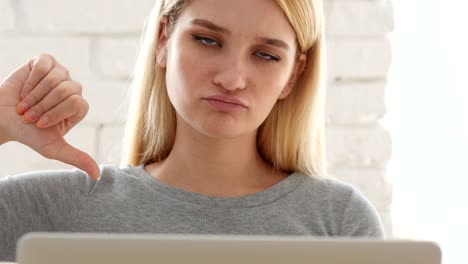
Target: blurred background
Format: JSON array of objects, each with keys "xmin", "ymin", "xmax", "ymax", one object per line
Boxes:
[
  {"xmin": 389, "ymin": 1, "xmax": 468, "ymax": 264},
  {"xmin": 0, "ymin": 0, "xmax": 466, "ymax": 263}
]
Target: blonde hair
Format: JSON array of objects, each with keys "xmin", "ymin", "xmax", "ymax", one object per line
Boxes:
[{"xmin": 121, "ymin": 0, "xmax": 328, "ymax": 178}]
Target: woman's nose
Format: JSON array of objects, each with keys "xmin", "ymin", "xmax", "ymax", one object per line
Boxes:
[{"xmin": 212, "ymin": 53, "xmax": 248, "ymax": 91}]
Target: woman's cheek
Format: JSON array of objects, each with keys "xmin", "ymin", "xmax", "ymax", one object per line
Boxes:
[{"xmin": 178, "ymin": 48, "xmax": 205, "ymax": 85}]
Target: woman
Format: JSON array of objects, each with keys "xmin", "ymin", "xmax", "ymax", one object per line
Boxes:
[{"xmin": 0, "ymin": 0, "xmax": 385, "ymax": 261}]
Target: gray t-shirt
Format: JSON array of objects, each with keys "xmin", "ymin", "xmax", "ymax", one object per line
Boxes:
[{"xmin": 0, "ymin": 164, "xmax": 385, "ymax": 261}]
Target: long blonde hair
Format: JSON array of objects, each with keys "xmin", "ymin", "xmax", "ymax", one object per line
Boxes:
[{"xmin": 121, "ymin": 0, "xmax": 328, "ymax": 177}]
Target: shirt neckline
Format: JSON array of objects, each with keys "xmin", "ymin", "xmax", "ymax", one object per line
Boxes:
[{"xmin": 128, "ymin": 164, "xmax": 309, "ymax": 208}]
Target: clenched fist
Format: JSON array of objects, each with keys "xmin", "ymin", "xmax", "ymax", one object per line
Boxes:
[{"xmin": 0, "ymin": 54, "xmax": 100, "ymax": 179}]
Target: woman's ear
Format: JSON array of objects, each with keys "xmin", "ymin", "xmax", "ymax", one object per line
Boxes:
[
  {"xmin": 157, "ymin": 16, "xmax": 169, "ymax": 68},
  {"xmin": 279, "ymin": 53, "xmax": 307, "ymax": 99}
]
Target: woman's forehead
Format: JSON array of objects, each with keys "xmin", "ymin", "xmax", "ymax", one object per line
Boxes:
[{"xmin": 176, "ymin": 0, "xmax": 297, "ymax": 43}]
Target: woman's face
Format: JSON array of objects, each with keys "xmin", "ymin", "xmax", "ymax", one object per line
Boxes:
[{"xmin": 161, "ymin": 0, "xmax": 304, "ymax": 139}]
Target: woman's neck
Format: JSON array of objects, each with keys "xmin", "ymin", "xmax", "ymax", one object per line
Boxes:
[{"xmin": 144, "ymin": 122, "xmax": 288, "ymax": 197}]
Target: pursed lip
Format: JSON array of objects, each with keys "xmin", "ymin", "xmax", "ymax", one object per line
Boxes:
[{"xmin": 203, "ymin": 94, "xmax": 248, "ymax": 108}]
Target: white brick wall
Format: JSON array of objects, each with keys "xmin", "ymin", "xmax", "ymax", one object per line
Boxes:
[
  {"xmin": 16, "ymin": 0, "xmax": 154, "ymax": 33},
  {"xmin": 326, "ymin": 81, "xmax": 386, "ymax": 124},
  {"xmin": 81, "ymin": 79, "xmax": 130, "ymax": 124},
  {"xmin": 324, "ymin": 0, "xmax": 394, "ymax": 236},
  {"xmin": 0, "ymin": 0, "xmax": 15, "ymax": 32},
  {"xmin": 324, "ymin": 0, "xmax": 394, "ymax": 36},
  {"xmin": 0, "ymin": 36, "xmax": 92, "ymax": 79},
  {"xmin": 327, "ymin": 38, "xmax": 392, "ymax": 80},
  {"xmin": 0, "ymin": 0, "xmax": 394, "ymax": 236},
  {"xmin": 97, "ymin": 124, "xmax": 125, "ymax": 165},
  {"xmin": 90, "ymin": 37, "xmax": 140, "ymax": 79}
]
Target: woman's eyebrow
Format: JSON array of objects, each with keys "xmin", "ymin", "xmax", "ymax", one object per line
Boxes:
[
  {"xmin": 190, "ymin": 19, "xmax": 230, "ymax": 34},
  {"xmin": 256, "ymin": 37, "xmax": 290, "ymax": 51},
  {"xmin": 190, "ymin": 18, "xmax": 290, "ymax": 51}
]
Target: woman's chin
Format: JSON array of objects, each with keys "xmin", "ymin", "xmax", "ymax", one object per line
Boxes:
[{"xmin": 178, "ymin": 113, "xmax": 257, "ymax": 140}]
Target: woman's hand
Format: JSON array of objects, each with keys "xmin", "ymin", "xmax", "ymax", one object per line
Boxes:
[{"xmin": 0, "ymin": 54, "xmax": 100, "ymax": 179}]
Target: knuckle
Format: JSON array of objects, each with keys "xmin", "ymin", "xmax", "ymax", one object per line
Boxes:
[
  {"xmin": 56, "ymin": 64, "xmax": 70, "ymax": 78},
  {"xmin": 80, "ymin": 98, "xmax": 90, "ymax": 114},
  {"xmin": 34, "ymin": 63, "xmax": 51, "ymax": 76},
  {"xmin": 62, "ymin": 67, "xmax": 70, "ymax": 78},
  {"xmin": 45, "ymin": 74, "xmax": 61, "ymax": 87},
  {"xmin": 55, "ymin": 85, "xmax": 70, "ymax": 99},
  {"xmin": 69, "ymin": 94, "xmax": 83, "ymax": 108},
  {"xmin": 84, "ymin": 99, "xmax": 89, "ymax": 111},
  {"xmin": 60, "ymin": 66, "xmax": 70, "ymax": 77},
  {"xmin": 75, "ymin": 82, "xmax": 83, "ymax": 94},
  {"xmin": 38, "ymin": 53, "xmax": 56, "ymax": 64}
]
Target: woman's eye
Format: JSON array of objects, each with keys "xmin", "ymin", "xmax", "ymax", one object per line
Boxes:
[
  {"xmin": 192, "ymin": 35, "xmax": 221, "ymax": 47},
  {"xmin": 256, "ymin": 51, "xmax": 280, "ymax": 62}
]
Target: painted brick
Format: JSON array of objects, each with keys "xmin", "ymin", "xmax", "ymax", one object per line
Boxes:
[
  {"xmin": 324, "ymin": 0, "xmax": 394, "ymax": 36},
  {"xmin": 0, "ymin": 125, "xmax": 97, "ymax": 177},
  {"xmin": 327, "ymin": 38, "xmax": 392, "ymax": 80},
  {"xmin": 0, "ymin": 0, "xmax": 15, "ymax": 31},
  {"xmin": 97, "ymin": 124, "xmax": 125, "ymax": 165},
  {"xmin": 326, "ymin": 125, "xmax": 392, "ymax": 167},
  {"xmin": 80, "ymin": 80, "xmax": 130, "ymax": 124},
  {"xmin": 17, "ymin": 0, "xmax": 154, "ymax": 33},
  {"xmin": 91, "ymin": 37, "xmax": 140, "ymax": 78},
  {"xmin": 0, "ymin": 36, "xmax": 92, "ymax": 80},
  {"xmin": 326, "ymin": 80, "xmax": 387, "ymax": 125}
]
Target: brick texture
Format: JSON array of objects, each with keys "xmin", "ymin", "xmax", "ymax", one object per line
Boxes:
[
  {"xmin": 0, "ymin": 0, "xmax": 15, "ymax": 32},
  {"xmin": 326, "ymin": 81, "xmax": 387, "ymax": 125},
  {"xmin": 17, "ymin": 0, "xmax": 154, "ymax": 33},
  {"xmin": 90, "ymin": 37, "xmax": 140, "ymax": 79},
  {"xmin": 324, "ymin": 0, "xmax": 394, "ymax": 37},
  {"xmin": 327, "ymin": 38, "xmax": 392, "ymax": 80},
  {"xmin": 0, "ymin": 36, "xmax": 92, "ymax": 79},
  {"xmin": 326, "ymin": 125, "xmax": 392, "ymax": 167},
  {"xmin": 80, "ymin": 79, "xmax": 130, "ymax": 124},
  {"xmin": 97, "ymin": 124, "xmax": 125, "ymax": 165}
]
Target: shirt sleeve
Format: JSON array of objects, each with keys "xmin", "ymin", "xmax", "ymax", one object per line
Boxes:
[
  {"xmin": 338, "ymin": 186, "xmax": 386, "ymax": 238},
  {"xmin": 0, "ymin": 169, "xmax": 98, "ymax": 261}
]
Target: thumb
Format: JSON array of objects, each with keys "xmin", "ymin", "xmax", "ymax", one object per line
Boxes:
[
  {"xmin": 45, "ymin": 140, "xmax": 101, "ymax": 180},
  {"xmin": 1, "ymin": 63, "xmax": 31, "ymax": 90}
]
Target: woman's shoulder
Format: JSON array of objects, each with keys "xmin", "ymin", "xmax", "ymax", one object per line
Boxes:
[
  {"xmin": 0, "ymin": 164, "xmax": 146, "ymax": 202},
  {"xmin": 294, "ymin": 172, "xmax": 379, "ymax": 214},
  {"xmin": 292, "ymin": 172, "xmax": 384, "ymax": 237},
  {"xmin": 0, "ymin": 166, "xmax": 99, "ymax": 197},
  {"xmin": 293, "ymin": 172, "xmax": 359, "ymax": 201}
]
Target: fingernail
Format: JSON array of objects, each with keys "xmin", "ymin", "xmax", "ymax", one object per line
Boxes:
[
  {"xmin": 37, "ymin": 116, "xmax": 48, "ymax": 127},
  {"xmin": 18, "ymin": 102, "xmax": 30, "ymax": 113},
  {"xmin": 24, "ymin": 110, "xmax": 37, "ymax": 122}
]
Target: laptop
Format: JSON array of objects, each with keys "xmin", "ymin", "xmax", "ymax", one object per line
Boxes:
[{"xmin": 17, "ymin": 232, "xmax": 442, "ymax": 264}]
